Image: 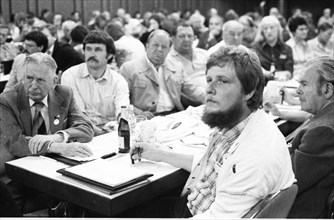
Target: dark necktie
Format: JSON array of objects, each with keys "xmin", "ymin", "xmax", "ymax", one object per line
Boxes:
[{"xmin": 32, "ymin": 102, "xmax": 46, "ymax": 135}]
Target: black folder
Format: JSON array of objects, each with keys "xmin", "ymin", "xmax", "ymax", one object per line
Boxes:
[{"xmin": 57, "ymin": 167, "xmax": 153, "ymax": 194}]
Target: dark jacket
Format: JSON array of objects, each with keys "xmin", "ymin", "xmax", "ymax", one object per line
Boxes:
[{"xmin": 288, "ymin": 102, "xmax": 334, "ymax": 218}]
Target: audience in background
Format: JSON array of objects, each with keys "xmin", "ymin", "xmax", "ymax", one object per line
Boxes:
[
  {"xmin": 318, "ymin": 8, "xmax": 333, "ymax": 26},
  {"xmin": 197, "ymin": 15, "xmax": 223, "ymax": 50},
  {"xmin": 286, "ymin": 16, "xmax": 314, "ymax": 80},
  {"xmin": 208, "ymin": 20, "xmax": 244, "ymax": 55},
  {"xmin": 69, "ymin": 25, "xmax": 89, "ymax": 56},
  {"xmin": 308, "ymin": 22, "xmax": 334, "ymax": 59},
  {"xmin": 41, "ymin": 24, "xmax": 84, "ymax": 74},
  {"xmin": 140, "ymin": 15, "xmax": 162, "ymax": 45},
  {"xmin": 4, "ymin": 31, "xmax": 48, "ymax": 92},
  {"xmin": 238, "ymin": 15, "xmax": 257, "ymax": 48},
  {"xmin": 104, "ymin": 22, "xmax": 146, "ymax": 69}
]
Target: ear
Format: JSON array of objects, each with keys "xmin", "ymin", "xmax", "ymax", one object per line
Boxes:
[
  {"xmin": 323, "ymin": 82, "xmax": 334, "ymax": 99},
  {"xmin": 53, "ymin": 75, "xmax": 58, "ymax": 87},
  {"xmin": 245, "ymin": 89, "xmax": 256, "ymax": 102},
  {"xmin": 37, "ymin": 45, "xmax": 44, "ymax": 52}
]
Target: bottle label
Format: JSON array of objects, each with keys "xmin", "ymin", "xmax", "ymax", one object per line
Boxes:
[{"xmin": 118, "ymin": 136, "xmax": 125, "ymax": 150}]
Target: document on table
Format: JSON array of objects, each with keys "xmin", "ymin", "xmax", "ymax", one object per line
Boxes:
[
  {"xmin": 65, "ymin": 132, "xmax": 118, "ymax": 162},
  {"xmin": 57, "ymin": 158, "xmax": 153, "ymax": 192}
]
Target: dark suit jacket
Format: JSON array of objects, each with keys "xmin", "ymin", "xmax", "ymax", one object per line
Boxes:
[
  {"xmin": 0, "ymin": 84, "xmax": 94, "ymax": 178},
  {"xmin": 52, "ymin": 40, "xmax": 84, "ymax": 74},
  {"xmin": 288, "ymin": 102, "xmax": 334, "ymax": 218}
]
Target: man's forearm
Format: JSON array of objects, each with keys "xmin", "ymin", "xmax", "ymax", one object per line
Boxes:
[{"xmin": 157, "ymin": 150, "xmax": 194, "ymax": 172}]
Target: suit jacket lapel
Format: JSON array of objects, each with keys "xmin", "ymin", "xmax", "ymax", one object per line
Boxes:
[
  {"xmin": 18, "ymin": 86, "xmax": 33, "ymax": 136},
  {"xmin": 48, "ymin": 88, "xmax": 66, "ymax": 134}
]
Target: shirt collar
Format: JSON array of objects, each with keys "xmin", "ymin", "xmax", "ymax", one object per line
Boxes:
[
  {"xmin": 260, "ymin": 40, "xmax": 283, "ymax": 49},
  {"xmin": 29, "ymin": 95, "xmax": 48, "ymax": 108},
  {"xmin": 79, "ymin": 63, "xmax": 112, "ymax": 82}
]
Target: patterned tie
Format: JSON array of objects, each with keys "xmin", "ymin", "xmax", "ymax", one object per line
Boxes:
[{"xmin": 32, "ymin": 102, "xmax": 46, "ymax": 135}]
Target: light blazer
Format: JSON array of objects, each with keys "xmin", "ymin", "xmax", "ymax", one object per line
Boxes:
[
  {"xmin": 288, "ymin": 102, "xmax": 334, "ymax": 218},
  {"xmin": 120, "ymin": 56, "xmax": 205, "ymax": 113},
  {"xmin": 0, "ymin": 84, "xmax": 94, "ymax": 176}
]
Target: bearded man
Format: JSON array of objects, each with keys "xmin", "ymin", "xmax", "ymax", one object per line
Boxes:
[{"xmin": 125, "ymin": 46, "xmax": 295, "ymax": 218}]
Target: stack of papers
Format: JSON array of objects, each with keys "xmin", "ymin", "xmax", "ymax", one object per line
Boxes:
[{"xmin": 57, "ymin": 159, "xmax": 153, "ymax": 193}]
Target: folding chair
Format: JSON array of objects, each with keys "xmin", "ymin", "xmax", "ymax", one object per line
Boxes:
[{"xmin": 243, "ymin": 184, "xmax": 298, "ymax": 218}]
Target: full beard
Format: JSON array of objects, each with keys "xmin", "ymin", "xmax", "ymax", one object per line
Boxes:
[{"xmin": 201, "ymin": 102, "xmax": 245, "ymax": 130}]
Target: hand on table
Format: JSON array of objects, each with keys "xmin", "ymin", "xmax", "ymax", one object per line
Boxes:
[
  {"xmin": 56, "ymin": 142, "xmax": 93, "ymax": 158},
  {"xmin": 130, "ymin": 142, "xmax": 169, "ymax": 163},
  {"xmin": 27, "ymin": 134, "xmax": 64, "ymax": 155}
]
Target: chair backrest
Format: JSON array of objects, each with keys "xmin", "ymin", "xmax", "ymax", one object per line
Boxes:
[{"xmin": 243, "ymin": 184, "xmax": 298, "ymax": 218}]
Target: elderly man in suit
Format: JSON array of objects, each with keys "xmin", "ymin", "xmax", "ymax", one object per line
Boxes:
[
  {"xmin": 0, "ymin": 52, "xmax": 94, "ymax": 214},
  {"xmin": 288, "ymin": 56, "xmax": 334, "ymax": 218}
]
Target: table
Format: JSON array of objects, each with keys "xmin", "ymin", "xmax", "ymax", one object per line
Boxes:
[
  {"xmin": 5, "ymin": 107, "xmax": 298, "ymax": 216},
  {"xmin": 6, "ymin": 155, "xmax": 189, "ymax": 216}
]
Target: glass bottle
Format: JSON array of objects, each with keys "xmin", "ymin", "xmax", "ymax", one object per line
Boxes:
[{"xmin": 118, "ymin": 106, "xmax": 130, "ymax": 153}]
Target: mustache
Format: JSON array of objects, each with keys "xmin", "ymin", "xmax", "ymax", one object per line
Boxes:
[{"xmin": 87, "ymin": 57, "xmax": 98, "ymax": 62}]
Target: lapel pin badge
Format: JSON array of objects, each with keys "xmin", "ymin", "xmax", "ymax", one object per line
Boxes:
[{"xmin": 54, "ymin": 115, "xmax": 60, "ymax": 125}]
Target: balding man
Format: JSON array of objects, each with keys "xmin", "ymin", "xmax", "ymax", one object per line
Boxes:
[
  {"xmin": 120, "ymin": 30, "xmax": 205, "ymax": 119},
  {"xmin": 208, "ymin": 20, "xmax": 244, "ymax": 55}
]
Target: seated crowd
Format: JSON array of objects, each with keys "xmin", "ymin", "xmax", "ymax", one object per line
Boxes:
[{"xmin": 0, "ymin": 6, "xmax": 333, "ymax": 218}]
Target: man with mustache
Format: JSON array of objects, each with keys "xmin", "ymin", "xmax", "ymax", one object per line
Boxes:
[
  {"xmin": 4, "ymin": 31, "xmax": 48, "ymax": 92},
  {"xmin": 127, "ymin": 46, "xmax": 295, "ymax": 218},
  {"xmin": 61, "ymin": 30, "xmax": 129, "ymax": 135},
  {"xmin": 120, "ymin": 30, "xmax": 205, "ymax": 119}
]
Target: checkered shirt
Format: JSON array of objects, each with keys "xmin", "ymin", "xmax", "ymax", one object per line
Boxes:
[{"xmin": 187, "ymin": 116, "xmax": 250, "ymax": 215}]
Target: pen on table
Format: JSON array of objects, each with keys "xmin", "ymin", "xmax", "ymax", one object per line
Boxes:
[
  {"xmin": 101, "ymin": 152, "xmax": 116, "ymax": 159},
  {"xmin": 171, "ymin": 122, "xmax": 182, "ymax": 130}
]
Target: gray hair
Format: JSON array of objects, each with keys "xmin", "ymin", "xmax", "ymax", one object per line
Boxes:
[
  {"xmin": 306, "ymin": 56, "xmax": 334, "ymax": 89},
  {"xmin": 24, "ymin": 52, "xmax": 57, "ymax": 75},
  {"xmin": 254, "ymin": 15, "xmax": 283, "ymax": 43},
  {"xmin": 222, "ymin": 20, "xmax": 243, "ymax": 33}
]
